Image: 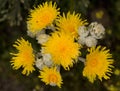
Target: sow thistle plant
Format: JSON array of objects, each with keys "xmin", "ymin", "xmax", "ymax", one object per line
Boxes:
[{"xmin": 10, "ymin": 1, "xmax": 114, "ymax": 88}]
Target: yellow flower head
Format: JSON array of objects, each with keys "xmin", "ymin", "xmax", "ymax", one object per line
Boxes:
[
  {"xmin": 10, "ymin": 38, "xmax": 35, "ymax": 76},
  {"xmin": 95, "ymin": 10, "xmax": 104, "ymax": 19},
  {"xmin": 42, "ymin": 32, "xmax": 81, "ymax": 70},
  {"xmin": 56, "ymin": 12, "xmax": 87, "ymax": 38},
  {"xmin": 83, "ymin": 46, "xmax": 114, "ymax": 83},
  {"xmin": 27, "ymin": 1, "xmax": 60, "ymax": 35},
  {"xmin": 39, "ymin": 67, "xmax": 63, "ymax": 88}
]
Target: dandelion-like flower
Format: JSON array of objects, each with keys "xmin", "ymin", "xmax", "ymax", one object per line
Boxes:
[
  {"xmin": 27, "ymin": 1, "xmax": 60, "ymax": 35},
  {"xmin": 10, "ymin": 38, "xmax": 35, "ymax": 76},
  {"xmin": 42, "ymin": 32, "xmax": 80, "ymax": 70},
  {"xmin": 39, "ymin": 67, "xmax": 63, "ymax": 88},
  {"xmin": 83, "ymin": 46, "xmax": 114, "ymax": 83},
  {"xmin": 56, "ymin": 12, "xmax": 87, "ymax": 38}
]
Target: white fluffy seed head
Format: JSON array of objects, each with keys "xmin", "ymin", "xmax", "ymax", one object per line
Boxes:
[
  {"xmin": 27, "ymin": 30, "xmax": 35, "ymax": 38},
  {"xmin": 46, "ymin": 24, "xmax": 55, "ymax": 31},
  {"xmin": 78, "ymin": 36, "xmax": 86, "ymax": 45},
  {"xmin": 85, "ymin": 36, "xmax": 97, "ymax": 47},
  {"xmin": 36, "ymin": 34, "xmax": 49, "ymax": 44},
  {"xmin": 89, "ymin": 22, "xmax": 105, "ymax": 39},
  {"xmin": 35, "ymin": 58, "xmax": 44, "ymax": 70},
  {"xmin": 78, "ymin": 26, "xmax": 89, "ymax": 37},
  {"xmin": 42, "ymin": 53, "xmax": 53, "ymax": 67},
  {"xmin": 50, "ymin": 82, "xmax": 57, "ymax": 86}
]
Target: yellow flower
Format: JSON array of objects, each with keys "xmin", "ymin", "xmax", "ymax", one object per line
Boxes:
[
  {"xmin": 10, "ymin": 38, "xmax": 35, "ymax": 76},
  {"xmin": 42, "ymin": 32, "xmax": 81, "ymax": 70},
  {"xmin": 83, "ymin": 46, "xmax": 114, "ymax": 83},
  {"xmin": 95, "ymin": 10, "xmax": 104, "ymax": 19},
  {"xmin": 39, "ymin": 67, "xmax": 63, "ymax": 88},
  {"xmin": 27, "ymin": 1, "xmax": 60, "ymax": 35},
  {"xmin": 114, "ymin": 69, "xmax": 120, "ymax": 75},
  {"xmin": 56, "ymin": 12, "xmax": 87, "ymax": 38}
]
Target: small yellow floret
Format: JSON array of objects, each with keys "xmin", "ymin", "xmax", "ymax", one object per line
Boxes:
[
  {"xmin": 83, "ymin": 46, "xmax": 114, "ymax": 83},
  {"xmin": 56, "ymin": 12, "xmax": 87, "ymax": 38},
  {"xmin": 10, "ymin": 38, "xmax": 35, "ymax": 76},
  {"xmin": 42, "ymin": 32, "xmax": 81, "ymax": 70},
  {"xmin": 27, "ymin": 1, "xmax": 60, "ymax": 35},
  {"xmin": 95, "ymin": 10, "xmax": 104, "ymax": 19},
  {"xmin": 39, "ymin": 67, "xmax": 63, "ymax": 88}
]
